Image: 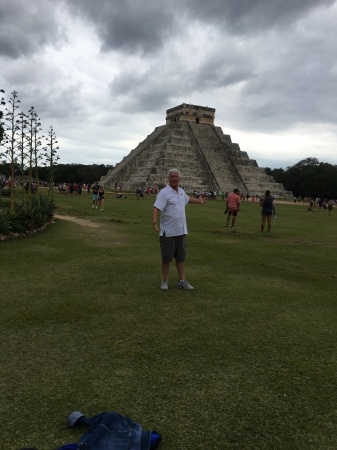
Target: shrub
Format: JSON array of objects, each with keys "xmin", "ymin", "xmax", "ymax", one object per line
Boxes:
[
  {"xmin": 1, "ymin": 188, "xmax": 10, "ymax": 197},
  {"xmin": 0, "ymin": 195, "xmax": 56, "ymax": 235},
  {"xmin": 0, "ymin": 209, "xmax": 12, "ymax": 234}
]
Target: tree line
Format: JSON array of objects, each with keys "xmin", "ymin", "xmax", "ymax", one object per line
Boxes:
[
  {"xmin": 0, "ymin": 162, "xmax": 114, "ymax": 185},
  {"xmin": 266, "ymin": 157, "xmax": 337, "ymax": 198}
]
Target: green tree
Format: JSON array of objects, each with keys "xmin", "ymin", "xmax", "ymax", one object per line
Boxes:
[
  {"xmin": 0, "ymin": 90, "xmax": 21, "ymax": 210},
  {"xmin": 43, "ymin": 125, "xmax": 60, "ymax": 198},
  {"xmin": 269, "ymin": 158, "xmax": 337, "ymax": 198},
  {"xmin": 16, "ymin": 111, "xmax": 29, "ymax": 198},
  {"xmin": 26, "ymin": 106, "xmax": 44, "ymax": 197},
  {"xmin": 0, "ymin": 89, "xmax": 5, "ymax": 143},
  {"xmin": 53, "ymin": 163, "xmax": 113, "ymax": 183}
]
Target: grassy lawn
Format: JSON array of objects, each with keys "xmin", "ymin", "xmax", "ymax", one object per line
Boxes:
[{"xmin": 1, "ymin": 192, "xmax": 337, "ymax": 449}]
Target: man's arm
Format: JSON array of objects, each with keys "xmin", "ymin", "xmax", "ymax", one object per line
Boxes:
[
  {"xmin": 188, "ymin": 196, "xmax": 205, "ymax": 204},
  {"xmin": 152, "ymin": 207, "xmax": 160, "ymax": 232}
]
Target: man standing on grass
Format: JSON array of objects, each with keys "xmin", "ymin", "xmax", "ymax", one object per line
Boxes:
[
  {"xmin": 225, "ymin": 188, "xmax": 241, "ymax": 228},
  {"xmin": 152, "ymin": 168, "xmax": 204, "ymax": 291},
  {"xmin": 92, "ymin": 182, "xmax": 99, "ymax": 208}
]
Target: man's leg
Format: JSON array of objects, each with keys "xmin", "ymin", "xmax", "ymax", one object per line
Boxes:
[
  {"xmin": 162, "ymin": 261, "xmax": 171, "ymax": 280},
  {"xmin": 176, "ymin": 260, "xmax": 194, "ymax": 290},
  {"xmin": 176, "ymin": 260, "xmax": 185, "ymax": 281},
  {"xmin": 231, "ymin": 210, "xmax": 238, "ymax": 227},
  {"xmin": 267, "ymin": 215, "xmax": 272, "ymax": 232},
  {"xmin": 261, "ymin": 215, "xmax": 266, "ymax": 232},
  {"xmin": 160, "ymin": 260, "xmax": 170, "ymax": 290}
]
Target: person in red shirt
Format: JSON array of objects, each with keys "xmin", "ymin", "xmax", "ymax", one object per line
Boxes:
[{"xmin": 225, "ymin": 188, "xmax": 241, "ymax": 228}]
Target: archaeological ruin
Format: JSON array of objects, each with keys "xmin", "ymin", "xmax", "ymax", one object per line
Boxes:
[{"xmin": 100, "ymin": 104, "xmax": 291, "ymax": 197}]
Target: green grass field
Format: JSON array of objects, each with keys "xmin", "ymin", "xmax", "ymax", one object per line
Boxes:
[{"xmin": 1, "ymin": 192, "xmax": 337, "ymax": 449}]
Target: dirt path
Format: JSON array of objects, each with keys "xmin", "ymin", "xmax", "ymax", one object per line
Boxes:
[{"xmin": 54, "ymin": 214, "xmax": 100, "ymax": 228}]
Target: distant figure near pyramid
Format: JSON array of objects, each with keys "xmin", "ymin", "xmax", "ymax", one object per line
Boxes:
[{"xmin": 100, "ymin": 104, "xmax": 291, "ymax": 197}]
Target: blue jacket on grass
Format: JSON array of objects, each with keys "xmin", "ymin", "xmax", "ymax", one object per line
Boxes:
[{"xmin": 59, "ymin": 410, "xmax": 162, "ymax": 450}]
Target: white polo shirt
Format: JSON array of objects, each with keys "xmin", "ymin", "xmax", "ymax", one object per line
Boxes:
[{"xmin": 154, "ymin": 184, "xmax": 190, "ymax": 237}]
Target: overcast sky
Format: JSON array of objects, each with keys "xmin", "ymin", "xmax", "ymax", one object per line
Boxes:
[{"xmin": 1, "ymin": 0, "xmax": 336, "ymax": 169}]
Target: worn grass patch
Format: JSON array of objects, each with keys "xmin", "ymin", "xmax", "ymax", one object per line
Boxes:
[{"xmin": 1, "ymin": 193, "xmax": 337, "ymax": 449}]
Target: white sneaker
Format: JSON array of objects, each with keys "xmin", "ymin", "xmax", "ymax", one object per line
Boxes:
[
  {"xmin": 176, "ymin": 279, "xmax": 194, "ymax": 290},
  {"xmin": 160, "ymin": 279, "xmax": 169, "ymax": 291}
]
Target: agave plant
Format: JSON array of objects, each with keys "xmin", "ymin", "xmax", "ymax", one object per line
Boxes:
[
  {"xmin": 0, "ymin": 195, "xmax": 56, "ymax": 236},
  {"xmin": 39, "ymin": 195, "xmax": 56, "ymax": 222},
  {"xmin": 0, "ymin": 209, "xmax": 12, "ymax": 234},
  {"xmin": 19, "ymin": 198, "xmax": 44, "ymax": 230},
  {"xmin": 7, "ymin": 206, "xmax": 26, "ymax": 233}
]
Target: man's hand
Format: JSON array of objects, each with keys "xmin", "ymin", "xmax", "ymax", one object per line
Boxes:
[{"xmin": 189, "ymin": 196, "xmax": 206, "ymax": 204}]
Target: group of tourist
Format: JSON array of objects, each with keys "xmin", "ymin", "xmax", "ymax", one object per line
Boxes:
[
  {"xmin": 57, "ymin": 182, "xmax": 88, "ymax": 195},
  {"xmin": 306, "ymin": 197, "xmax": 336, "ymax": 214},
  {"xmin": 223, "ymin": 188, "xmax": 275, "ymax": 232},
  {"xmin": 220, "ymin": 192, "xmax": 263, "ymax": 203},
  {"xmin": 135, "ymin": 187, "xmax": 159, "ymax": 198}
]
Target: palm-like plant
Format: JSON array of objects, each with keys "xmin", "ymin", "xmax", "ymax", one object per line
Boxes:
[
  {"xmin": 44, "ymin": 125, "xmax": 60, "ymax": 199},
  {"xmin": 0, "ymin": 90, "xmax": 21, "ymax": 211},
  {"xmin": 16, "ymin": 111, "xmax": 29, "ymax": 199}
]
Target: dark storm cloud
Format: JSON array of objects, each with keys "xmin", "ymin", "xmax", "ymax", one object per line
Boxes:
[
  {"xmin": 109, "ymin": 70, "xmax": 174, "ymax": 113},
  {"xmin": 0, "ymin": 1, "xmax": 64, "ymax": 58},
  {"xmin": 64, "ymin": 0, "xmax": 176, "ymax": 55},
  {"xmin": 236, "ymin": 20, "xmax": 337, "ymax": 132},
  {"xmin": 183, "ymin": 0, "xmax": 335, "ymax": 32},
  {"xmin": 190, "ymin": 49, "xmax": 256, "ymax": 90},
  {"xmin": 108, "ymin": 40, "xmax": 256, "ymax": 113},
  {"xmin": 63, "ymin": 0, "xmax": 335, "ymax": 56}
]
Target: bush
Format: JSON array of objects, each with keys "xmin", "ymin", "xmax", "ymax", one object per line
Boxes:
[
  {"xmin": 0, "ymin": 195, "xmax": 56, "ymax": 235},
  {"xmin": 0, "ymin": 209, "xmax": 12, "ymax": 234},
  {"xmin": 1, "ymin": 188, "xmax": 10, "ymax": 197}
]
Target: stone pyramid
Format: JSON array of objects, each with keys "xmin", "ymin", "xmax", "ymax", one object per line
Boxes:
[{"xmin": 100, "ymin": 104, "xmax": 291, "ymax": 197}]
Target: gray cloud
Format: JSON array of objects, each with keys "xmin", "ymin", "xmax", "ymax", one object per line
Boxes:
[
  {"xmin": 62, "ymin": 0, "xmax": 335, "ymax": 56},
  {"xmin": 183, "ymin": 0, "xmax": 335, "ymax": 32},
  {"xmin": 64, "ymin": 0, "xmax": 176, "ymax": 55},
  {"xmin": 0, "ymin": 0, "xmax": 64, "ymax": 58}
]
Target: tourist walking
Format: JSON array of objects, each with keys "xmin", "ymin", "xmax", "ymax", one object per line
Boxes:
[
  {"xmin": 152, "ymin": 168, "xmax": 205, "ymax": 291},
  {"xmin": 92, "ymin": 182, "xmax": 99, "ymax": 208},
  {"xmin": 260, "ymin": 190, "xmax": 274, "ymax": 233},
  {"xmin": 98, "ymin": 186, "xmax": 105, "ymax": 211},
  {"xmin": 225, "ymin": 188, "xmax": 241, "ymax": 228},
  {"xmin": 327, "ymin": 199, "xmax": 334, "ymax": 215}
]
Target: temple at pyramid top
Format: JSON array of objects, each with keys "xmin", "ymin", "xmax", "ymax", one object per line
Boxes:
[{"xmin": 166, "ymin": 103, "xmax": 216, "ymax": 125}]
